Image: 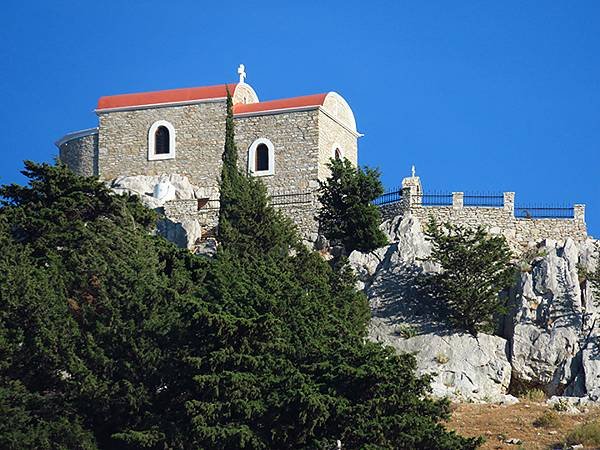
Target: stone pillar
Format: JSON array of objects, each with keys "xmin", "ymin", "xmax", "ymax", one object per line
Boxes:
[
  {"xmin": 503, "ymin": 192, "xmax": 515, "ymax": 215},
  {"xmin": 402, "ymin": 175, "xmax": 423, "ymax": 207},
  {"xmin": 401, "ymin": 187, "xmax": 413, "ymax": 209},
  {"xmin": 574, "ymin": 204, "xmax": 586, "ymax": 223},
  {"xmin": 452, "ymin": 192, "xmax": 464, "ymax": 209}
]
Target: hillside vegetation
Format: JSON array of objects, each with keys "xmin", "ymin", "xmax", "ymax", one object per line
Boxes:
[{"xmin": 0, "ymin": 87, "xmax": 479, "ymax": 450}]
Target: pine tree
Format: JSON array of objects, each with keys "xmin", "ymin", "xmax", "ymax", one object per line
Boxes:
[
  {"xmin": 424, "ymin": 217, "xmax": 515, "ymax": 335},
  {"xmin": 0, "ymin": 159, "xmax": 481, "ymax": 449},
  {"xmin": 317, "ymin": 158, "xmax": 387, "ymax": 255}
]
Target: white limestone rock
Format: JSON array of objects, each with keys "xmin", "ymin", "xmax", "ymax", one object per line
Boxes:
[
  {"xmin": 508, "ymin": 238, "xmax": 600, "ymax": 396},
  {"xmin": 109, "ymin": 173, "xmax": 215, "ymax": 208},
  {"xmin": 108, "ymin": 173, "xmax": 218, "ymax": 250},
  {"xmin": 354, "ymin": 214, "xmax": 513, "ymax": 402},
  {"xmin": 157, "ymin": 217, "xmax": 202, "ymax": 251},
  {"xmin": 370, "ymin": 329, "xmax": 512, "ymax": 402}
]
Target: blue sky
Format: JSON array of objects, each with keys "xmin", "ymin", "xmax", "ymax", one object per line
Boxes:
[{"xmin": 1, "ymin": 1, "xmax": 599, "ymax": 235}]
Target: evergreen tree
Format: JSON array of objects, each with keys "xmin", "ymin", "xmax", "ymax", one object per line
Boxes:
[
  {"xmin": 317, "ymin": 158, "xmax": 387, "ymax": 255},
  {"xmin": 0, "ymin": 158, "xmax": 480, "ymax": 449},
  {"xmin": 424, "ymin": 218, "xmax": 515, "ymax": 335},
  {"xmin": 178, "ymin": 92, "xmax": 480, "ymax": 448},
  {"xmin": 217, "ymin": 88, "xmax": 296, "ymax": 255}
]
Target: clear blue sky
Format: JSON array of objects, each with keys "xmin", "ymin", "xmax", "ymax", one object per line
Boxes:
[{"xmin": 1, "ymin": 1, "xmax": 599, "ymax": 235}]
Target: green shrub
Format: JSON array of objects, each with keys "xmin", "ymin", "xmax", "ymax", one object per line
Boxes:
[
  {"xmin": 566, "ymin": 421, "xmax": 600, "ymax": 446},
  {"xmin": 532, "ymin": 410, "xmax": 561, "ymax": 429},
  {"xmin": 424, "ymin": 218, "xmax": 515, "ymax": 335},
  {"xmin": 316, "ymin": 157, "xmax": 387, "ymax": 256},
  {"xmin": 394, "ymin": 323, "xmax": 418, "ymax": 339},
  {"xmin": 520, "ymin": 388, "xmax": 546, "ymax": 402},
  {"xmin": 553, "ymin": 399, "xmax": 570, "ymax": 412}
]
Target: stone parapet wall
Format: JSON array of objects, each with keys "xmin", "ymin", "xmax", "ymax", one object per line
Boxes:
[
  {"xmin": 163, "ymin": 192, "xmax": 319, "ymax": 241},
  {"xmin": 379, "ymin": 188, "xmax": 587, "ymax": 252}
]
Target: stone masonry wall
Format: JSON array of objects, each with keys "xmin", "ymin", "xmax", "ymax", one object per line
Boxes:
[
  {"xmin": 59, "ymin": 132, "xmax": 99, "ymax": 176},
  {"xmin": 97, "ymin": 101, "xmax": 228, "ymax": 192},
  {"xmin": 164, "ymin": 194, "xmax": 318, "ymax": 241},
  {"xmin": 317, "ymin": 110, "xmax": 358, "ymax": 181},
  {"xmin": 234, "ymin": 110, "xmax": 320, "ymax": 193},
  {"xmin": 380, "ymin": 189, "xmax": 587, "ymax": 252},
  {"xmin": 62, "ymin": 101, "xmax": 358, "ymax": 242}
]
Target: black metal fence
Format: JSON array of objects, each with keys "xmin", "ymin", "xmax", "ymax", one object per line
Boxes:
[
  {"xmin": 269, "ymin": 191, "xmax": 312, "ymax": 206},
  {"xmin": 515, "ymin": 206, "xmax": 574, "ymax": 219},
  {"xmin": 463, "ymin": 193, "xmax": 504, "ymax": 207},
  {"xmin": 373, "ymin": 188, "xmax": 403, "ymax": 205},
  {"xmin": 415, "ymin": 192, "xmax": 453, "ymax": 206}
]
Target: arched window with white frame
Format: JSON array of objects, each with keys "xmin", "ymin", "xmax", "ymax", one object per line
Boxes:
[
  {"xmin": 148, "ymin": 120, "xmax": 176, "ymax": 161},
  {"xmin": 248, "ymin": 138, "xmax": 275, "ymax": 176}
]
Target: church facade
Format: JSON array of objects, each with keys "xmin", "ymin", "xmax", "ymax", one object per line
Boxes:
[
  {"xmin": 57, "ymin": 69, "xmax": 358, "ymax": 198},
  {"xmin": 56, "ymin": 68, "xmax": 359, "ymax": 244}
]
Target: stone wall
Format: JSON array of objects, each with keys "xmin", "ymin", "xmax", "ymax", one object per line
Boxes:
[
  {"xmin": 59, "ymin": 96, "xmax": 359, "ymax": 243},
  {"xmin": 97, "ymin": 101, "xmax": 228, "ymax": 192},
  {"xmin": 234, "ymin": 110, "xmax": 320, "ymax": 193},
  {"xmin": 164, "ymin": 193, "xmax": 318, "ymax": 242},
  {"xmin": 317, "ymin": 110, "xmax": 358, "ymax": 181},
  {"xmin": 379, "ymin": 189, "xmax": 587, "ymax": 252},
  {"xmin": 58, "ymin": 131, "xmax": 99, "ymax": 176}
]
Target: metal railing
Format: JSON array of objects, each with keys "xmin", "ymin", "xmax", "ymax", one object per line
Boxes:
[
  {"xmin": 269, "ymin": 191, "xmax": 313, "ymax": 206},
  {"xmin": 463, "ymin": 193, "xmax": 504, "ymax": 207},
  {"xmin": 373, "ymin": 188, "xmax": 403, "ymax": 206},
  {"xmin": 415, "ymin": 192, "xmax": 453, "ymax": 206},
  {"xmin": 515, "ymin": 206, "xmax": 575, "ymax": 219}
]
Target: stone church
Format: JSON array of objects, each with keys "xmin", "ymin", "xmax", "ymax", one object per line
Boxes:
[{"xmin": 56, "ymin": 66, "xmax": 360, "ymax": 246}]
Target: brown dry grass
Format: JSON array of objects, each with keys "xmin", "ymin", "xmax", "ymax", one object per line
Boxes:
[{"xmin": 446, "ymin": 401, "xmax": 600, "ymax": 449}]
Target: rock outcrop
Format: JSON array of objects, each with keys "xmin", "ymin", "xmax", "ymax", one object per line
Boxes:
[
  {"xmin": 350, "ymin": 213, "xmax": 598, "ymax": 403},
  {"xmin": 509, "ymin": 237, "xmax": 599, "ymax": 397},
  {"xmin": 351, "ymin": 215, "xmax": 514, "ymax": 402},
  {"xmin": 109, "ymin": 174, "xmax": 216, "ymax": 250}
]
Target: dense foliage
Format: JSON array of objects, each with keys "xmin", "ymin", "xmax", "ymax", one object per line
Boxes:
[
  {"xmin": 424, "ymin": 218, "xmax": 515, "ymax": 336},
  {"xmin": 0, "ymin": 102, "xmax": 480, "ymax": 448},
  {"xmin": 317, "ymin": 158, "xmax": 387, "ymax": 255}
]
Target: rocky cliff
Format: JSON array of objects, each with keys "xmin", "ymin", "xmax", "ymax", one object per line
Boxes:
[{"xmin": 350, "ymin": 214, "xmax": 599, "ymax": 403}]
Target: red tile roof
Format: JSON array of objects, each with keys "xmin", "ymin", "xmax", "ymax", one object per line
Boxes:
[
  {"xmin": 97, "ymin": 83, "xmax": 238, "ymax": 110},
  {"xmin": 233, "ymin": 93, "xmax": 328, "ymax": 115}
]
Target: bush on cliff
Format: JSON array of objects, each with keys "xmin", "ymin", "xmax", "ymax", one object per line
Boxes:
[
  {"xmin": 0, "ymin": 115, "xmax": 480, "ymax": 448},
  {"xmin": 424, "ymin": 218, "xmax": 515, "ymax": 336},
  {"xmin": 317, "ymin": 157, "xmax": 387, "ymax": 255}
]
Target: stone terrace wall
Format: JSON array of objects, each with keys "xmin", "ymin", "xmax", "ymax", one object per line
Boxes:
[
  {"xmin": 379, "ymin": 189, "xmax": 587, "ymax": 252},
  {"xmin": 163, "ymin": 192, "xmax": 319, "ymax": 242}
]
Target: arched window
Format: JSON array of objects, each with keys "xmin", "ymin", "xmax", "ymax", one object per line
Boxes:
[
  {"xmin": 331, "ymin": 144, "xmax": 344, "ymax": 161},
  {"xmin": 248, "ymin": 138, "xmax": 275, "ymax": 176},
  {"xmin": 148, "ymin": 120, "xmax": 176, "ymax": 161},
  {"xmin": 155, "ymin": 126, "xmax": 170, "ymax": 154},
  {"xmin": 255, "ymin": 144, "xmax": 269, "ymax": 171}
]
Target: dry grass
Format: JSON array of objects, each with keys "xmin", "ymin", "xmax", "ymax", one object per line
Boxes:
[{"xmin": 447, "ymin": 401, "xmax": 600, "ymax": 449}]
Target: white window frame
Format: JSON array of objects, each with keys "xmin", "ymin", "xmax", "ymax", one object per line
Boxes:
[
  {"xmin": 248, "ymin": 138, "xmax": 275, "ymax": 176},
  {"xmin": 148, "ymin": 120, "xmax": 176, "ymax": 161}
]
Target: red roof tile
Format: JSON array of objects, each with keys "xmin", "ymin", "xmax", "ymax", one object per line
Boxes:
[
  {"xmin": 97, "ymin": 83, "xmax": 238, "ymax": 110},
  {"xmin": 233, "ymin": 93, "xmax": 328, "ymax": 115}
]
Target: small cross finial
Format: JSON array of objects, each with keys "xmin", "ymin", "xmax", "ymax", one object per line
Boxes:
[
  {"xmin": 411, "ymin": 165, "xmax": 416, "ymax": 178},
  {"xmin": 237, "ymin": 64, "xmax": 246, "ymax": 84}
]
